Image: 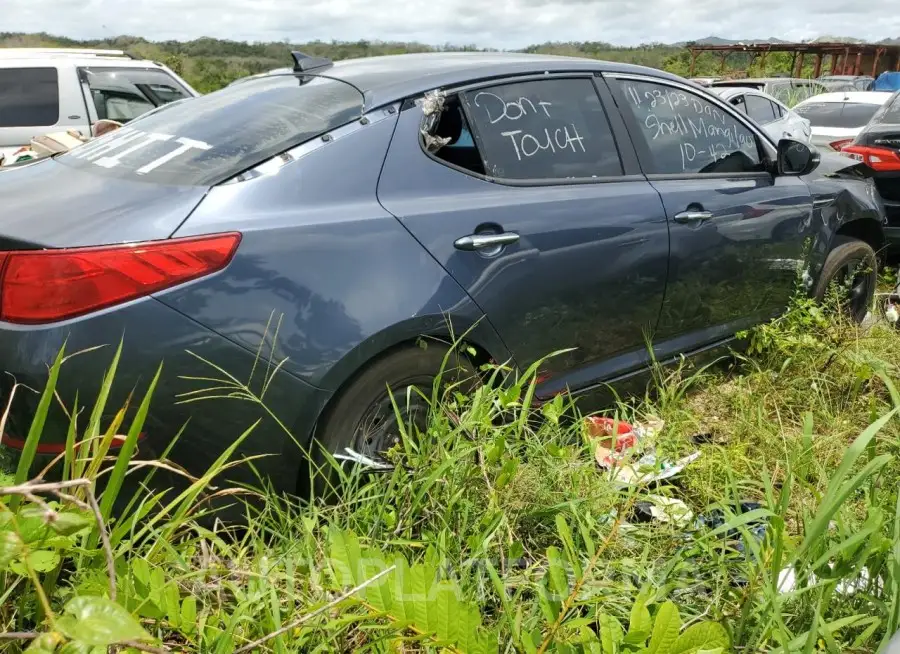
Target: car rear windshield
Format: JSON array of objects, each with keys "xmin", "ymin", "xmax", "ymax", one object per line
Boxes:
[
  {"xmin": 872, "ymin": 92, "xmax": 900, "ymax": 124},
  {"xmin": 57, "ymin": 73, "xmax": 364, "ymax": 186},
  {"xmin": 793, "ymin": 102, "xmax": 883, "ymax": 128}
]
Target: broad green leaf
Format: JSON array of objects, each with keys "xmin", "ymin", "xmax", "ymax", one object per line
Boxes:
[
  {"xmin": 410, "ymin": 562, "xmax": 435, "ymax": 637},
  {"xmin": 329, "ymin": 527, "xmax": 362, "ymax": 586},
  {"xmin": 582, "ymin": 626, "xmax": 604, "ymax": 654},
  {"xmin": 434, "ymin": 581, "xmax": 459, "ymax": 645},
  {"xmin": 0, "ymin": 530, "xmax": 22, "ymax": 568},
  {"xmin": 24, "ymin": 632, "xmax": 63, "ymax": 653},
  {"xmin": 555, "ymin": 515, "xmax": 583, "ymax": 578},
  {"xmin": 536, "ymin": 583, "xmax": 560, "ymax": 623},
  {"xmin": 131, "ymin": 557, "xmax": 151, "ymax": 588},
  {"xmin": 181, "ymin": 596, "xmax": 198, "ymax": 634},
  {"xmin": 57, "ymin": 596, "xmax": 150, "ymax": 646},
  {"xmin": 361, "ymin": 551, "xmax": 393, "ymax": 614},
  {"xmin": 626, "ymin": 596, "xmax": 652, "ymax": 645},
  {"xmin": 58, "ymin": 642, "xmax": 104, "ymax": 654},
  {"xmin": 391, "ymin": 555, "xmax": 414, "ymax": 626},
  {"xmin": 164, "ymin": 582, "xmax": 181, "ymax": 628},
  {"xmin": 149, "ymin": 567, "xmax": 166, "ymax": 608},
  {"xmin": 599, "ymin": 612, "xmax": 624, "ymax": 654},
  {"xmin": 646, "ymin": 601, "xmax": 681, "ymax": 654},
  {"xmin": 10, "ymin": 549, "xmax": 61, "ymax": 575},
  {"xmin": 673, "ymin": 622, "xmax": 730, "ymax": 654},
  {"xmin": 546, "ymin": 546, "xmax": 570, "ymax": 600},
  {"xmin": 50, "ymin": 511, "xmax": 94, "ymax": 537}
]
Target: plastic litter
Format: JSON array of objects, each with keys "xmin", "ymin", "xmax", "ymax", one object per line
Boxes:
[
  {"xmin": 585, "ymin": 416, "xmax": 639, "ymax": 467},
  {"xmin": 584, "ymin": 415, "xmax": 699, "ymax": 486},
  {"xmin": 613, "ymin": 452, "xmax": 701, "ymax": 486},
  {"xmin": 630, "ymin": 495, "xmax": 694, "ymax": 527},
  {"xmin": 333, "ymin": 447, "xmax": 394, "ymax": 472}
]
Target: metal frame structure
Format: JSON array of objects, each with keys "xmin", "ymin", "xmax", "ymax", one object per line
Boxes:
[{"xmin": 687, "ymin": 41, "xmax": 900, "ymax": 78}]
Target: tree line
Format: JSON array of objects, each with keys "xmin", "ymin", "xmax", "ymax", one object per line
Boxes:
[{"xmin": 1, "ymin": 32, "xmax": 812, "ymax": 93}]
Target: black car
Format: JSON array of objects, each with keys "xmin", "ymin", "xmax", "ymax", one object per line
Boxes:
[{"xmin": 843, "ymin": 90, "xmax": 900, "ymax": 251}]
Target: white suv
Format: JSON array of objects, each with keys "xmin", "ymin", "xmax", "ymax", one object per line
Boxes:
[{"xmin": 0, "ymin": 48, "xmax": 199, "ymax": 162}]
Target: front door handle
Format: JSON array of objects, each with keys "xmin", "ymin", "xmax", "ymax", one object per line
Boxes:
[
  {"xmin": 673, "ymin": 210, "xmax": 713, "ymax": 224},
  {"xmin": 454, "ymin": 232, "xmax": 520, "ymax": 251}
]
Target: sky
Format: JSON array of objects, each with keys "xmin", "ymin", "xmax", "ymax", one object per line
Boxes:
[{"xmin": 6, "ymin": 0, "xmax": 900, "ymax": 50}]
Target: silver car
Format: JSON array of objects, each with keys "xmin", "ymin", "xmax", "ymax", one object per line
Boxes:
[
  {"xmin": 792, "ymin": 91, "xmax": 894, "ymax": 151},
  {"xmin": 710, "ymin": 86, "xmax": 812, "ymax": 143}
]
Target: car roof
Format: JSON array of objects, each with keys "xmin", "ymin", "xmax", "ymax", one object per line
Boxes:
[
  {"xmin": 709, "ymin": 85, "xmax": 789, "ymax": 105},
  {"xmin": 819, "ymin": 74, "xmax": 871, "ymax": 80},
  {"xmin": 795, "ymin": 91, "xmax": 895, "ymax": 106},
  {"xmin": 267, "ymin": 52, "xmax": 690, "ymax": 110},
  {"xmin": 0, "ymin": 48, "xmax": 166, "ymax": 69},
  {"xmin": 712, "ymin": 77, "xmax": 812, "ymax": 85}
]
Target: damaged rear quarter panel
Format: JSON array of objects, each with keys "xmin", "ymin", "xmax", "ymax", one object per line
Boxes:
[{"xmin": 801, "ymin": 152, "xmax": 886, "ymax": 282}]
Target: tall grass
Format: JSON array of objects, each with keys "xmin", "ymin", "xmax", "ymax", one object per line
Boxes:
[{"xmin": 1, "ymin": 295, "xmax": 899, "ymax": 652}]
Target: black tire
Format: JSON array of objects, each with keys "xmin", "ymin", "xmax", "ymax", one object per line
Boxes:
[
  {"xmin": 812, "ymin": 236, "xmax": 877, "ymax": 324},
  {"xmin": 303, "ymin": 343, "xmax": 477, "ymax": 496}
]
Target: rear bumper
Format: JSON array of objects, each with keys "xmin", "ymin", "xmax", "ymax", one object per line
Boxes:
[{"xmin": 0, "ymin": 296, "xmax": 331, "ymax": 497}]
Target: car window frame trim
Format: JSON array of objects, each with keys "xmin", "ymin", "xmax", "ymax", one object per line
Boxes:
[{"xmin": 602, "ymin": 71, "xmax": 778, "ymax": 182}]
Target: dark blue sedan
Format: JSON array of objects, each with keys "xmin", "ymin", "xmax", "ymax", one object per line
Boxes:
[{"xmin": 0, "ymin": 52, "xmax": 887, "ymax": 496}]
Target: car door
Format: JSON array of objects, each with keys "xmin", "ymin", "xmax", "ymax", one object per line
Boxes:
[
  {"xmin": 606, "ymin": 74, "xmax": 813, "ymax": 349},
  {"xmin": 377, "ymin": 74, "xmax": 670, "ymax": 396}
]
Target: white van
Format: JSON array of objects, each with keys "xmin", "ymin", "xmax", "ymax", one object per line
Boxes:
[{"xmin": 0, "ymin": 48, "xmax": 199, "ymax": 163}]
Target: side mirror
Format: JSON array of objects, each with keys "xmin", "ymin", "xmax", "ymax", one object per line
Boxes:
[{"xmin": 777, "ymin": 138, "xmax": 820, "ymax": 176}]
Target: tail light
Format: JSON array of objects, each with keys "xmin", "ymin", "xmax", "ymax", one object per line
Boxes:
[
  {"xmin": 840, "ymin": 145, "xmax": 900, "ymax": 172},
  {"xmin": 829, "ymin": 138, "xmax": 854, "ymax": 151},
  {"xmin": 0, "ymin": 232, "xmax": 240, "ymax": 324}
]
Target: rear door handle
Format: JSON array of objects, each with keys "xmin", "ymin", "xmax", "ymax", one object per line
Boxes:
[
  {"xmin": 673, "ymin": 210, "xmax": 713, "ymax": 224},
  {"xmin": 454, "ymin": 232, "xmax": 520, "ymax": 251}
]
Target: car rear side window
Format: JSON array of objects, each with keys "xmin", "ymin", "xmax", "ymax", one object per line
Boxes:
[
  {"xmin": 729, "ymin": 95, "xmax": 748, "ymax": 114},
  {"xmin": 80, "ymin": 67, "xmax": 191, "ymax": 124},
  {"xmin": 793, "ymin": 102, "xmax": 883, "ymax": 128},
  {"xmin": 0, "ymin": 67, "xmax": 59, "ymax": 128},
  {"xmin": 57, "ymin": 74, "xmax": 364, "ymax": 186},
  {"xmin": 745, "ymin": 94, "xmax": 776, "ymax": 124},
  {"xmin": 612, "ymin": 78, "xmax": 763, "ymax": 175},
  {"xmin": 459, "ymin": 78, "xmax": 623, "ymax": 180}
]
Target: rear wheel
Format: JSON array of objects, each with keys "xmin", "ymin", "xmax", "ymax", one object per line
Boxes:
[
  {"xmin": 304, "ymin": 344, "xmax": 477, "ymax": 495},
  {"xmin": 812, "ymin": 236, "xmax": 877, "ymax": 324}
]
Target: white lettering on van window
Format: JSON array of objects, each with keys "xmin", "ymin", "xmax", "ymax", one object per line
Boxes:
[
  {"xmin": 135, "ymin": 137, "xmax": 212, "ymax": 175},
  {"xmin": 94, "ymin": 133, "xmax": 173, "ymax": 169}
]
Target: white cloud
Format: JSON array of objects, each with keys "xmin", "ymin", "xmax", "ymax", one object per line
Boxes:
[{"xmin": 5, "ymin": 0, "xmax": 900, "ymax": 49}]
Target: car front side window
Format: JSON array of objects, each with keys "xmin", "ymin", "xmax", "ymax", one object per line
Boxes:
[
  {"xmin": 745, "ymin": 94, "xmax": 777, "ymax": 125},
  {"xmin": 611, "ymin": 78, "xmax": 764, "ymax": 175},
  {"xmin": 459, "ymin": 77, "xmax": 624, "ymax": 180}
]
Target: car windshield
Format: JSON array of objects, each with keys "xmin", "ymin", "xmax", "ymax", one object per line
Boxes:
[
  {"xmin": 793, "ymin": 101, "xmax": 883, "ymax": 128},
  {"xmin": 57, "ymin": 73, "xmax": 364, "ymax": 186}
]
